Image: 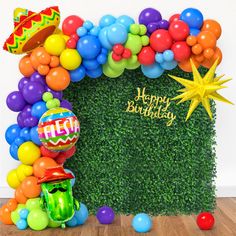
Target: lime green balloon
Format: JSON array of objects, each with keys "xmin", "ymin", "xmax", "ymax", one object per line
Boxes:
[
  {"xmin": 126, "ymin": 55, "xmax": 140, "ymax": 70},
  {"xmin": 48, "ymin": 218, "xmax": 61, "ymax": 228},
  {"xmin": 139, "ymin": 24, "xmax": 147, "ymax": 35},
  {"xmin": 27, "ymin": 209, "xmax": 49, "ymax": 231},
  {"xmin": 43, "ymin": 92, "xmax": 53, "ymax": 102},
  {"xmin": 103, "ymin": 64, "xmax": 124, "ymax": 78},
  {"xmin": 26, "ymin": 198, "xmax": 41, "ymax": 211},
  {"xmin": 46, "ymin": 99, "xmax": 60, "ymax": 109},
  {"xmin": 107, "ymin": 52, "xmax": 127, "ymax": 71},
  {"xmin": 11, "ymin": 210, "xmax": 20, "ymax": 225},
  {"xmin": 141, "ymin": 35, "xmax": 149, "ymax": 46},
  {"xmin": 130, "ymin": 24, "xmax": 140, "ymax": 34},
  {"xmin": 125, "ymin": 33, "xmax": 142, "ymax": 55}
]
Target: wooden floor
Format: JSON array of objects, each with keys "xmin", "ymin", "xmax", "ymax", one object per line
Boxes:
[{"xmin": 0, "ymin": 198, "xmax": 236, "ymax": 236}]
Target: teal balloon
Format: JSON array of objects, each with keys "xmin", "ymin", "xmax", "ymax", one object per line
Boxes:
[
  {"xmin": 66, "ymin": 214, "xmax": 78, "ymax": 227},
  {"xmin": 99, "ymin": 15, "xmax": 116, "ymax": 28},
  {"xmin": 75, "ymin": 203, "xmax": 89, "ymax": 225},
  {"xmin": 160, "ymin": 60, "xmax": 177, "ymax": 70},
  {"xmin": 141, "ymin": 63, "xmax": 164, "ymax": 78},
  {"xmin": 107, "ymin": 23, "xmax": 128, "ymax": 45},
  {"xmin": 116, "ymin": 15, "xmax": 135, "ymax": 31},
  {"xmin": 155, "ymin": 53, "xmax": 164, "ymax": 64},
  {"xmin": 132, "ymin": 213, "xmax": 152, "ymax": 233},
  {"xmin": 98, "ymin": 28, "xmax": 113, "ymax": 49},
  {"xmin": 163, "ymin": 50, "xmax": 174, "ymax": 62},
  {"xmin": 16, "ymin": 219, "xmax": 28, "ymax": 230}
]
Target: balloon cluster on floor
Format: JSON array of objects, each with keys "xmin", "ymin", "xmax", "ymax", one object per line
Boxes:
[{"xmin": 1, "ymin": 6, "xmax": 217, "ymax": 232}]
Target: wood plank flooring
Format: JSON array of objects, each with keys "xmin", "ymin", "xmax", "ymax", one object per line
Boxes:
[{"xmin": 0, "ymin": 198, "xmax": 236, "ymax": 236}]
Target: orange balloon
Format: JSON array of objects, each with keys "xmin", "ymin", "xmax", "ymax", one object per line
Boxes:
[
  {"xmin": 202, "ymin": 19, "xmax": 222, "ymax": 39},
  {"xmin": 50, "ymin": 56, "xmax": 60, "ymax": 68},
  {"xmin": 6, "ymin": 198, "xmax": 17, "ymax": 211},
  {"xmin": 0, "ymin": 205, "xmax": 13, "ymax": 225},
  {"xmin": 186, "ymin": 36, "xmax": 197, "ymax": 46},
  {"xmin": 203, "ymin": 48, "xmax": 215, "ymax": 59},
  {"xmin": 19, "ymin": 56, "xmax": 35, "ymax": 77},
  {"xmin": 178, "ymin": 57, "xmax": 200, "ymax": 72},
  {"xmin": 192, "ymin": 43, "xmax": 203, "ymax": 55},
  {"xmin": 33, "ymin": 157, "xmax": 58, "ymax": 178},
  {"xmin": 38, "ymin": 64, "xmax": 50, "ymax": 75},
  {"xmin": 38, "ymin": 52, "xmax": 51, "ymax": 65},
  {"xmin": 15, "ymin": 186, "xmax": 28, "ymax": 204},
  {"xmin": 21, "ymin": 176, "xmax": 41, "ymax": 198},
  {"xmin": 30, "ymin": 47, "xmax": 50, "ymax": 69},
  {"xmin": 197, "ymin": 31, "xmax": 217, "ymax": 49},
  {"xmin": 201, "ymin": 47, "xmax": 222, "ymax": 69},
  {"xmin": 193, "ymin": 54, "xmax": 205, "ymax": 63},
  {"xmin": 46, "ymin": 67, "xmax": 70, "ymax": 91}
]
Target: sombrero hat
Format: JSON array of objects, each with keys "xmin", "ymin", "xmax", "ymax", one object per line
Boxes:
[
  {"xmin": 3, "ymin": 6, "xmax": 60, "ymax": 54},
  {"xmin": 38, "ymin": 166, "xmax": 74, "ymax": 184}
]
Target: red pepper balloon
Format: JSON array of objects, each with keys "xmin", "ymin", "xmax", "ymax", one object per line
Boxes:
[
  {"xmin": 138, "ymin": 46, "xmax": 155, "ymax": 65},
  {"xmin": 169, "ymin": 20, "xmax": 190, "ymax": 41},
  {"xmin": 197, "ymin": 212, "xmax": 215, "ymax": 230},
  {"xmin": 150, "ymin": 29, "xmax": 173, "ymax": 53},
  {"xmin": 171, "ymin": 41, "xmax": 191, "ymax": 62}
]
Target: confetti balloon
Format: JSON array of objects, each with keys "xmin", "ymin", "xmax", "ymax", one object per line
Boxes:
[{"xmin": 38, "ymin": 107, "xmax": 80, "ymax": 151}]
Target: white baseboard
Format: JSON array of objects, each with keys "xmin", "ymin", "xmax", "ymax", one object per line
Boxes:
[{"xmin": 0, "ymin": 186, "xmax": 236, "ymax": 199}]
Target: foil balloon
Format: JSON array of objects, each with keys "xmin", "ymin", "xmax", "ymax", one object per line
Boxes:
[
  {"xmin": 38, "ymin": 107, "xmax": 80, "ymax": 152},
  {"xmin": 38, "ymin": 166, "xmax": 79, "ymax": 227},
  {"xmin": 3, "ymin": 6, "xmax": 60, "ymax": 54}
]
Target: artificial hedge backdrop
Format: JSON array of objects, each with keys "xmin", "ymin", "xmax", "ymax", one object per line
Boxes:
[{"xmin": 64, "ymin": 66, "xmax": 216, "ymax": 215}]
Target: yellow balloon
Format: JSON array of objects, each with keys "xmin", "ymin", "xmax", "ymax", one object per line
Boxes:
[
  {"xmin": 44, "ymin": 34, "xmax": 66, "ymax": 56},
  {"xmin": 60, "ymin": 49, "xmax": 82, "ymax": 70},
  {"xmin": 16, "ymin": 164, "xmax": 33, "ymax": 182},
  {"xmin": 18, "ymin": 142, "xmax": 41, "ymax": 165},
  {"xmin": 7, "ymin": 170, "xmax": 21, "ymax": 189}
]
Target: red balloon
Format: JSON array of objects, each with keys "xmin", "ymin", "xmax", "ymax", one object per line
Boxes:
[
  {"xmin": 40, "ymin": 146, "xmax": 59, "ymax": 158},
  {"xmin": 66, "ymin": 38, "xmax": 77, "ymax": 49},
  {"xmin": 57, "ymin": 146, "xmax": 76, "ymax": 160},
  {"xmin": 62, "ymin": 15, "xmax": 84, "ymax": 36},
  {"xmin": 138, "ymin": 46, "xmax": 155, "ymax": 65},
  {"xmin": 150, "ymin": 29, "xmax": 173, "ymax": 53},
  {"xmin": 169, "ymin": 14, "xmax": 180, "ymax": 24},
  {"xmin": 171, "ymin": 41, "xmax": 191, "ymax": 62},
  {"xmin": 197, "ymin": 212, "xmax": 215, "ymax": 230},
  {"xmin": 169, "ymin": 20, "xmax": 190, "ymax": 41}
]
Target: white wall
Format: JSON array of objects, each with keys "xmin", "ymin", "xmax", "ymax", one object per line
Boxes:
[{"xmin": 0, "ymin": 0, "xmax": 235, "ymax": 198}]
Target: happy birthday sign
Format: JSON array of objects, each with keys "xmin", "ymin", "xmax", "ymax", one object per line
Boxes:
[{"xmin": 125, "ymin": 87, "xmax": 176, "ymax": 126}]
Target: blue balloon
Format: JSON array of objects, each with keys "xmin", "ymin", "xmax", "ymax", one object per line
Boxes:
[
  {"xmin": 16, "ymin": 219, "xmax": 28, "ymax": 230},
  {"xmin": 83, "ymin": 59, "xmax": 100, "ymax": 70},
  {"xmin": 97, "ymin": 53, "xmax": 107, "ymax": 65},
  {"xmin": 141, "ymin": 63, "xmax": 164, "ymax": 79},
  {"xmin": 77, "ymin": 35, "xmax": 101, "ymax": 59},
  {"xmin": 66, "ymin": 214, "xmax": 78, "ymax": 227},
  {"xmin": 190, "ymin": 28, "xmax": 201, "ymax": 36},
  {"xmin": 116, "ymin": 15, "xmax": 135, "ymax": 31},
  {"xmin": 99, "ymin": 15, "xmax": 116, "ymax": 28},
  {"xmin": 64, "ymin": 169, "xmax": 75, "ymax": 187},
  {"xmin": 98, "ymin": 28, "xmax": 113, "ymax": 50},
  {"xmin": 163, "ymin": 50, "xmax": 174, "ymax": 62},
  {"xmin": 107, "ymin": 23, "xmax": 128, "ymax": 45},
  {"xmin": 14, "ymin": 137, "xmax": 25, "ymax": 147},
  {"xmin": 31, "ymin": 101, "xmax": 47, "ymax": 119},
  {"xmin": 5, "ymin": 124, "xmax": 21, "ymax": 145},
  {"xmin": 70, "ymin": 66, "xmax": 86, "ymax": 82},
  {"xmin": 30, "ymin": 126, "xmax": 42, "ymax": 145},
  {"xmin": 75, "ymin": 203, "xmax": 89, "ymax": 225},
  {"xmin": 132, "ymin": 213, "xmax": 152, "ymax": 233},
  {"xmin": 10, "ymin": 143, "xmax": 19, "ymax": 160},
  {"xmin": 160, "ymin": 60, "xmax": 178, "ymax": 70},
  {"xmin": 180, "ymin": 8, "xmax": 203, "ymax": 29},
  {"xmin": 86, "ymin": 67, "xmax": 103, "ymax": 78},
  {"xmin": 20, "ymin": 127, "xmax": 31, "ymax": 141},
  {"xmin": 19, "ymin": 209, "xmax": 29, "ymax": 220},
  {"xmin": 155, "ymin": 53, "xmax": 164, "ymax": 64}
]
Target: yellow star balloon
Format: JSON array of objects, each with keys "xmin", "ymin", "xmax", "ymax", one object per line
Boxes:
[{"xmin": 169, "ymin": 59, "xmax": 233, "ymax": 121}]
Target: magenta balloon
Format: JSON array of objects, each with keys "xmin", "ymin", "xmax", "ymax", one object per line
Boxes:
[
  {"xmin": 45, "ymin": 86, "xmax": 63, "ymax": 100},
  {"xmin": 30, "ymin": 72, "xmax": 46, "ymax": 85},
  {"xmin": 139, "ymin": 8, "xmax": 162, "ymax": 26},
  {"xmin": 60, "ymin": 100, "xmax": 73, "ymax": 110},
  {"xmin": 6, "ymin": 91, "xmax": 27, "ymax": 112},
  {"xmin": 22, "ymin": 81, "xmax": 45, "ymax": 104},
  {"xmin": 18, "ymin": 77, "xmax": 30, "ymax": 91}
]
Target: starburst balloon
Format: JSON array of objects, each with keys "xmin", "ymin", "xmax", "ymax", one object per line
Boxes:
[{"xmin": 169, "ymin": 59, "xmax": 233, "ymax": 121}]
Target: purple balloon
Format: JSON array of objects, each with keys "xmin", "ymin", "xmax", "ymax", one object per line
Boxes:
[
  {"xmin": 45, "ymin": 86, "xmax": 63, "ymax": 100},
  {"xmin": 157, "ymin": 20, "xmax": 170, "ymax": 30},
  {"xmin": 139, "ymin": 8, "xmax": 162, "ymax": 26},
  {"xmin": 24, "ymin": 116, "xmax": 39, "ymax": 127},
  {"xmin": 21, "ymin": 105, "xmax": 32, "ymax": 118},
  {"xmin": 18, "ymin": 77, "xmax": 30, "ymax": 91},
  {"xmin": 30, "ymin": 72, "xmax": 46, "ymax": 85},
  {"xmin": 6, "ymin": 91, "xmax": 27, "ymax": 112},
  {"xmin": 60, "ymin": 100, "xmax": 73, "ymax": 110},
  {"xmin": 22, "ymin": 82, "xmax": 45, "ymax": 104},
  {"xmin": 147, "ymin": 22, "xmax": 159, "ymax": 34},
  {"xmin": 96, "ymin": 206, "xmax": 115, "ymax": 224},
  {"xmin": 17, "ymin": 112, "xmax": 25, "ymax": 128}
]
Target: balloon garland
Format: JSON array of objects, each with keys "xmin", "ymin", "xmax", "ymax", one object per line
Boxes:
[{"xmin": 0, "ymin": 5, "xmax": 229, "ymax": 231}]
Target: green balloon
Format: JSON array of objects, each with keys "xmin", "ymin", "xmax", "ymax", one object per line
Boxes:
[
  {"xmin": 27, "ymin": 209, "xmax": 49, "ymax": 231},
  {"xmin": 103, "ymin": 64, "xmax": 124, "ymax": 78},
  {"xmin": 125, "ymin": 33, "xmax": 143, "ymax": 55},
  {"xmin": 48, "ymin": 218, "xmax": 61, "ymax": 228},
  {"xmin": 107, "ymin": 52, "xmax": 127, "ymax": 71},
  {"xmin": 11, "ymin": 210, "xmax": 20, "ymax": 225},
  {"xmin": 43, "ymin": 92, "xmax": 53, "ymax": 102},
  {"xmin": 26, "ymin": 198, "xmax": 41, "ymax": 211},
  {"xmin": 126, "ymin": 55, "xmax": 140, "ymax": 70}
]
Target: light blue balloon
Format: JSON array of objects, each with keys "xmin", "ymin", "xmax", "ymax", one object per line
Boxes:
[
  {"xmin": 116, "ymin": 15, "xmax": 135, "ymax": 31},
  {"xmin": 9, "ymin": 143, "xmax": 19, "ymax": 160},
  {"xmin": 19, "ymin": 209, "xmax": 29, "ymax": 220},
  {"xmin": 90, "ymin": 26, "xmax": 101, "ymax": 37},
  {"xmin": 107, "ymin": 23, "xmax": 128, "ymax": 45},
  {"xmin": 64, "ymin": 169, "xmax": 75, "ymax": 187},
  {"xmin": 141, "ymin": 63, "xmax": 164, "ymax": 79},
  {"xmin": 163, "ymin": 50, "xmax": 174, "ymax": 62},
  {"xmin": 30, "ymin": 126, "xmax": 42, "ymax": 146},
  {"xmin": 83, "ymin": 59, "xmax": 100, "ymax": 70},
  {"xmin": 132, "ymin": 213, "xmax": 152, "ymax": 233},
  {"xmin": 160, "ymin": 60, "xmax": 178, "ymax": 70},
  {"xmin": 98, "ymin": 28, "xmax": 113, "ymax": 50},
  {"xmin": 70, "ymin": 66, "xmax": 86, "ymax": 82},
  {"xmin": 190, "ymin": 28, "xmax": 200, "ymax": 36},
  {"xmin": 99, "ymin": 15, "xmax": 116, "ymax": 28},
  {"xmin": 155, "ymin": 53, "xmax": 164, "ymax": 64},
  {"xmin": 31, "ymin": 101, "xmax": 47, "ymax": 119},
  {"xmin": 77, "ymin": 27, "xmax": 87, "ymax": 37},
  {"xmin": 66, "ymin": 214, "xmax": 78, "ymax": 227},
  {"xmin": 20, "ymin": 127, "xmax": 31, "ymax": 141},
  {"xmin": 83, "ymin": 20, "xmax": 93, "ymax": 30},
  {"xmin": 16, "ymin": 219, "xmax": 28, "ymax": 230},
  {"xmin": 75, "ymin": 203, "xmax": 89, "ymax": 225},
  {"xmin": 5, "ymin": 124, "xmax": 21, "ymax": 145},
  {"xmin": 86, "ymin": 67, "xmax": 103, "ymax": 78}
]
